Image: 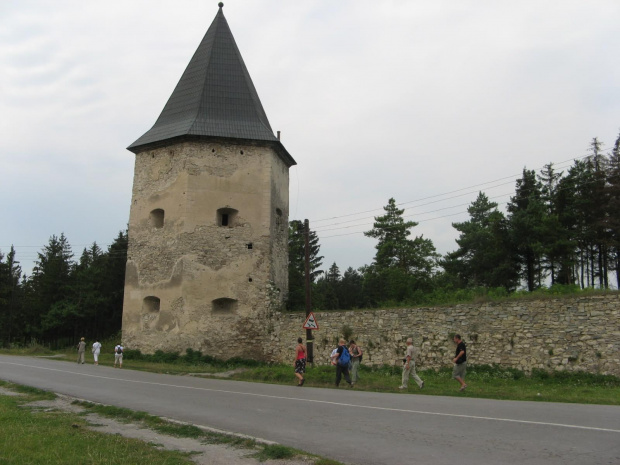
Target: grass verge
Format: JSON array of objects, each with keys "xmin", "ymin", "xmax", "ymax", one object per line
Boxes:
[
  {"xmin": 0, "ymin": 383, "xmax": 194, "ymax": 465},
  {"xmin": 73, "ymin": 400, "xmax": 256, "ymax": 447},
  {"xmin": 229, "ymin": 363, "xmax": 620, "ymax": 405},
  {"xmin": 73, "ymin": 400, "xmax": 344, "ymax": 464},
  {"xmin": 0, "ymin": 382, "xmax": 345, "ymax": 465}
]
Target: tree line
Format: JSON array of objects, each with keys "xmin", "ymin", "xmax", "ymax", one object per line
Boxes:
[
  {"xmin": 2, "ymin": 134, "xmax": 619, "ymax": 345},
  {"xmin": 0, "ymin": 232, "xmax": 127, "ymax": 347},
  {"xmin": 287, "ymin": 135, "xmax": 620, "ymax": 310}
]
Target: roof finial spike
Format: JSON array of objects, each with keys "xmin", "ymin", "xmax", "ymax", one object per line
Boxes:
[{"xmin": 218, "ymin": 2, "xmax": 224, "ymax": 8}]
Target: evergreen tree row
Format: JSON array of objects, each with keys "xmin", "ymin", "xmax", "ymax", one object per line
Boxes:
[
  {"xmin": 0, "ymin": 231, "xmax": 127, "ymax": 347},
  {"xmin": 288, "ymin": 134, "xmax": 620, "ymax": 310}
]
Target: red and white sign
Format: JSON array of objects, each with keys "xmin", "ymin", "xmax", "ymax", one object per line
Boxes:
[{"xmin": 303, "ymin": 312, "xmax": 319, "ymax": 330}]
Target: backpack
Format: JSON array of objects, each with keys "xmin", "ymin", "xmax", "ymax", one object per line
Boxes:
[
  {"xmin": 338, "ymin": 347, "xmax": 351, "ymax": 367},
  {"xmin": 116, "ymin": 346, "xmax": 123, "ymax": 354}
]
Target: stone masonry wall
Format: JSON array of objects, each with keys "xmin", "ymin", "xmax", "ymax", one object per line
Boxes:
[
  {"xmin": 266, "ymin": 294, "xmax": 620, "ymax": 376},
  {"xmin": 123, "ymin": 140, "xmax": 289, "ymax": 360}
]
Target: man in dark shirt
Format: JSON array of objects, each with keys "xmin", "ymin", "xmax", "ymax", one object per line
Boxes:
[{"xmin": 452, "ymin": 334, "xmax": 467, "ymax": 391}]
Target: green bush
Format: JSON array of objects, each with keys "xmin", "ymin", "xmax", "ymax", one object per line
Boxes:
[
  {"xmin": 184, "ymin": 348, "xmax": 203, "ymax": 364},
  {"xmin": 531, "ymin": 368, "xmax": 620, "ymax": 386},
  {"xmin": 225, "ymin": 356, "xmax": 263, "ymax": 367},
  {"xmin": 121, "ymin": 347, "xmax": 267, "ymax": 368},
  {"xmin": 122, "ymin": 349, "xmax": 143, "ymax": 360},
  {"xmin": 152, "ymin": 350, "xmax": 180, "ymax": 363},
  {"xmin": 467, "ymin": 364, "xmax": 525, "ymax": 381},
  {"xmin": 255, "ymin": 444, "xmax": 296, "ymax": 461}
]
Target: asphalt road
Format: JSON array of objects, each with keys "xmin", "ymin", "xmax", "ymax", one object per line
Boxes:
[{"xmin": 1, "ymin": 355, "xmax": 619, "ymax": 465}]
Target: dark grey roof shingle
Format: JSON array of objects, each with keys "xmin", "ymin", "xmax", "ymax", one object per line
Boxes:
[{"xmin": 128, "ymin": 4, "xmax": 295, "ymax": 166}]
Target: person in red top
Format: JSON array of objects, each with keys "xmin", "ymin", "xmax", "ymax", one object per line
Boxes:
[{"xmin": 294, "ymin": 337, "xmax": 307, "ymax": 386}]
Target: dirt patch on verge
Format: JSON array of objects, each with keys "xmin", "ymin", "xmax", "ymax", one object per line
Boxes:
[
  {"xmin": 187, "ymin": 368, "xmax": 248, "ymax": 378},
  {"xmin": 0, "ymin": 387, "xmax": 23, "ymax": 397},
  {"xmin": 16, "ymin": 394, "xmax": 315, "ymax": 465}
]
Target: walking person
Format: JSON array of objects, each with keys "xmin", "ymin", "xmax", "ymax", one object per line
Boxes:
[
  {"xmin": 92, "ymin": 340, "xmax": 102, "ymax": 365},
  {"xmin": 334, "ymin": 339, "xmax": 353, "ymax": 388},
  {"xmin": 348, "ymin": 340, "xmax": 363, "ymax": 387},
  {"xmin": 114, "ymin": 343, "xmax": 124, "ymax": 368},
  {"xmin": 294, "ymin": 337, "xmax": 307, "ymax": 386},
  {"xmin": 452, "ymin": 334, "xmax": 467, "ymax": 391},
  {"xmin": 329, "ymin": 347, "xmax": 339, "ymax": 366},
  {"xmin": 399, "ymin": 337, "xmax": 424, "ymax": 390},
  {"xmin": 76, "ymin": 337, "xmax": 86, "ymax": 364}
]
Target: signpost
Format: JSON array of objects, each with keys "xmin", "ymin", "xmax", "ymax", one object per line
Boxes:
[{"xmin": 303, "ymin": 312, "xmax": 319, "ymax": 330}]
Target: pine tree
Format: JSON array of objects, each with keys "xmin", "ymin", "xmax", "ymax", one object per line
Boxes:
[
  {"xmin": 364, "ymin": 198, "xmax": 418, "ymax": 270},
  {"xmin": 443, "ymin": 192, "xmax": 519, "ymax": 290},
  {"xmin": 507, "ymin": 169, "xmax": 545, "ymax": 291},
  {"xmin": 287, "ymin": 220, "xmax": 323, "ymax": 310},
  {"xmin": 537, "ymin": 163, "xmax": 568, "ymax": 285},
  {"xmin": 363, "ymin": 198, "xmax": 439, "ymax": 303},
  {"xmin": 604, "ymin": 131, "xmax": 620, "ymax": 288},
  {"xmin": 27, "ymin": 233, "xmax": 75, "ymax": 343},
  {"xmin": 100, "ymin": 230, "xmax": 128, "ymax": 336},
  {"xmin": 0, "ymin": 247, "xmax": 22, "ymax": 346},
  {"xmin": 554, "ymin": 163, "xmax": 585, "ymax": 285},
  {"xmin": 339, "ymin": 267, "xmax": 364, "ymax": 309},
  {"xmin": 364, "ymin": 198, "xmax": 439, "ymax": 275},
  {"xmin": 71, "ymin": 243, "xmax": 108, "ymax": 339},
  {"xmin": 314, "ymin": 262, "xmax": 341, "ymax": 310},
  {"xmin": 586, "ymin": 138, "xmax": 609, "ymax": 288},
  {"xmin": 563, "ymin": 151, "xmax": 607, "ymax": 289}
]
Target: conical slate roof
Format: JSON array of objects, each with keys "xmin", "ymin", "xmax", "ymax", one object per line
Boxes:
[{"xmin": 128, "ymin": 3, "xmax": 295, "ymax": 166}]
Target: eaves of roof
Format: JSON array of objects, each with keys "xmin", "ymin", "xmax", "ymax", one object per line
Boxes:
[{"xmin": 128, "ymin": 3, "xmax": 296, "ymax": 167}]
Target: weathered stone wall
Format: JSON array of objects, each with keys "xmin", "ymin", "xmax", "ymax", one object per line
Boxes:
[
  {"xmin": 122, "ymin": 140, "xmax": 289, "ymax": 359},
  {"xmin": 267, "ymin": 294, "xmax": 620, "ymax": 376},
  {"xmin": 268, "ymin": 152, "xmax": 290, "ymax": 299}
]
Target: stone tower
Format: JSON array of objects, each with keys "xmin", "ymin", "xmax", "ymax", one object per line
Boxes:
[{"xmin": 122, "ymin": 3, "xmax": 296, "ymax": 359}]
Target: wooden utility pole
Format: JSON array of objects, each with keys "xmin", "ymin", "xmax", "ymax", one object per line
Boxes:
[{"xmin": 304, "ymin": 219, "xmax": 314, "ymax": 363}]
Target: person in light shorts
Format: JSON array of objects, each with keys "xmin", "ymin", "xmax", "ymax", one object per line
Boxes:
[
  {"xmin": 399, "ymin": 337, "xmax": 424, "ymax": 390},
  {"xmin": 114, "ymin": 344, "xmax": 124, "ymax": 368},
  {"xmin": 76, "ymin": 337, "xmax": 86, "ymax": 364},
  {"xmin": 92, "ymin": 340, "xmax": 102, "ymax": 365}
]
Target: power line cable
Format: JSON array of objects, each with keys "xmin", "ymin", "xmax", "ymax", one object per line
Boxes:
[
  {"xmin": 312, "ymin": 187, "xmax": 515, "ymax": 232},
  {"xmin": 316, "ymin": 170, "xmax": 618, "ymax": 238},
  {"xmin": 310, "ymin": 152, "xmax": 596, "ymax": 224},
  {"xmin": 312, "ymin": 162, "xmax": 612, "ymax": 233}
]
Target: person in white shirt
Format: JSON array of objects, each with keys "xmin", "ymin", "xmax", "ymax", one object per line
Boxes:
[
  {"xmin": 92, "ymin": 340, "xmax": 102, "ymax": 365},
  {"xmin": 114, "ymin": 344, "xmax": 124, "ymax": 368}
]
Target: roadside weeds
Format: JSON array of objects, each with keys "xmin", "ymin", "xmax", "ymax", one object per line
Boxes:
[{"xmin": 0, "ymin": 384, "xmax": 342, "ymax": 465}]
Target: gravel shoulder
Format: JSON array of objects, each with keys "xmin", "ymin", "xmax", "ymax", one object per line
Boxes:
[{"xmin": 1, "ymin": 387, "xmax": 315, "ymax": 465}]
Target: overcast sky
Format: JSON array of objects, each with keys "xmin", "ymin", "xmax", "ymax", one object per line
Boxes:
[{"xmin": 2, "ymin": 0, "xmax": 619, "ymax": 278}]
